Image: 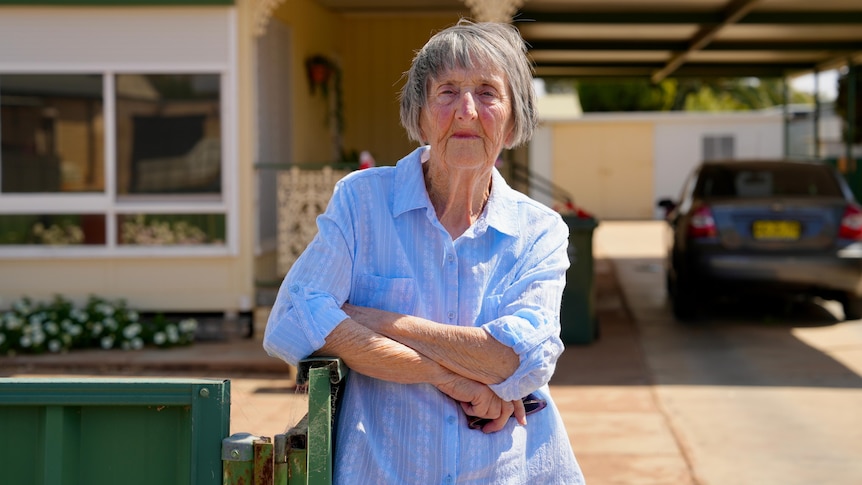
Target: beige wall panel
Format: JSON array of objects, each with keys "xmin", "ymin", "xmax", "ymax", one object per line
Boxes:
[
  {"xmin": 273, "ymin": 0, "xmax": 341, "ymax": 164},
  {"xmin": 340, "ymin": 15, "xmax": 459, "ymax": 165},
  {"xmin": 1, "ymin": 259, "xmax": 247, "ymax": 312},
  {"xmin": 551, "ymin": 122, "xmax": 654, "ymax": 220}
]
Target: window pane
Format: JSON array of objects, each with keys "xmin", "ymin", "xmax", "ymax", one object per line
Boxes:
[
  {"xmin": 702, "ymin": 135, "xmax": 734, "ymax": 161},
  {"xmin": 699, "ymin": 165, "xmax": 842, "ymax": 198},
  {"xmin": 0, "ymin": 214, "xmax": 105, "ymax": 245},
  {"xmin": 1, "ymin": 74, "xmax": 104, "ymax": 193},
  {"xmin": 118, "ymin": 213, "xmax": 225, "ymax": 246},
  {"xmin": 115, "ymin": 74, "xmax": 221, "ymax": 195}
]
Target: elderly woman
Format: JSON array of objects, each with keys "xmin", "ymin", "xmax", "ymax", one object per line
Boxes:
[{"xmin": 264, "ymin": 20, "xmax": 584, "ymax": 484}]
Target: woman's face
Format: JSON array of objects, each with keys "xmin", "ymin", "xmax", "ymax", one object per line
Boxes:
[{"xmin": 420, "ymin": 65, "xmax": 514, "ymax": 171}]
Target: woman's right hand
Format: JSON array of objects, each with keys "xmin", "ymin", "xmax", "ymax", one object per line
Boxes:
[{"xmin": 435, "ymin": 372, "xmax": 503, "ymax": 417}]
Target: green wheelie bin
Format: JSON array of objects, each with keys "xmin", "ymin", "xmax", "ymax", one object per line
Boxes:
[{"xmin": 560, "ymin": 214, "xmax": 599, "ymax": 345}]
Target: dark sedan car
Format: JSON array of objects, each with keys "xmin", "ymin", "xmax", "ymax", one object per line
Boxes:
[{"xmin": 658, "ymin": 159, "xmax": 862, "ymax": 321}]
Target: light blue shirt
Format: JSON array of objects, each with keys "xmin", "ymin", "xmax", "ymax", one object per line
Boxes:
[{"xmin": 264, "ymin": 146, "xmax": 584, "ymax": 484}]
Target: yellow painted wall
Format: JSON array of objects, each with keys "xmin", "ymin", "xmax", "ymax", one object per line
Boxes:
[
  {"xmin": 267, "ymin": 7, "xmax": 462, "ymax": 165},
  {"xmin": 338, "ymin": 15, "xmax": 459, "ymax": 165},
  {"xmin": 272, "ymin": 0, "xmax": 341, "ymax": 164},
  {"xmin": 2, "ymin": 258, "xmax": 248, "ymax": 311},
  {"xmin": 551, "ymin": 121, "xmax": 655, "ymax": 220}
]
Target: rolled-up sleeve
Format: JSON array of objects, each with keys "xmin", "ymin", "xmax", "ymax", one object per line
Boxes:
[
  {"xmin": 262, "ymin": 181, "xmax": 356, "ymax": 366},
  {"xmin": 482, "ymin": 219, "xmax": 570, "ymax": 402}
]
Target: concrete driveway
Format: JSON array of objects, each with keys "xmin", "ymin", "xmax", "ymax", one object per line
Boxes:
[{"xmin": 591, "ymin": 221, "xmax": 862, "ymax": 485}]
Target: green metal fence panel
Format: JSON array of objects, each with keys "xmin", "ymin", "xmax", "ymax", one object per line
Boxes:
[{"xmin": 0, "ymin": 377, "xmax": 230, "ymax": 485}]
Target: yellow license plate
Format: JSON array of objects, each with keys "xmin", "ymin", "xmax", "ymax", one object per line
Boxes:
[{"xmin": 752, "ymin": 220, "xmax": 801, "ymax": 240}]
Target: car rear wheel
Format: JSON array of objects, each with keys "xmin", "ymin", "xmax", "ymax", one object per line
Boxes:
[{"xmin": 841, "ymin": 294, "xmax": 862, "ymax": 321}]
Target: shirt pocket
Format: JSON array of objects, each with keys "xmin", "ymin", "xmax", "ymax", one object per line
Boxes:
[{"xmin": 352, "ymin": 274, "xmax": 418, "ymax": 315}]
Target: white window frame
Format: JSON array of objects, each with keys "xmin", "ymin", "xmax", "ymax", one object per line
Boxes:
[{"xmin": 0, "ymin": 7, "xmax": 238, "ymax": 258}]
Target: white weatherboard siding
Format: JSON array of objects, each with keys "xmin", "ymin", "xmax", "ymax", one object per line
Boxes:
[{"xmin": 0, "ymin": 7, "xmax": 230, "ymax": 68}]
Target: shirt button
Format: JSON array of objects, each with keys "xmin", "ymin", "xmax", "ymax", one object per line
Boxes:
[
  {"xmin": 447, "ymin": 253, "xmax": 455, "ymax": 263},
  {"xmin": 447, "ymin": 416, "xmax": 456, "ymax": 424},
  {"xmin": 289, "ymin": 284, "xmax": 300, "ymax": 293},
  {"xmin": 445, "ymin": 475, "xmax": 453, "ymax": 484},
  {"xmin": 447, "ymin": 311, "xmax": 455, "ymax": 320}
]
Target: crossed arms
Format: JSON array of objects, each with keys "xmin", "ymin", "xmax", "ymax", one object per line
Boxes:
[{"xmin": 315, "ymin": 304, "xmax": 526, "ymax": 433}]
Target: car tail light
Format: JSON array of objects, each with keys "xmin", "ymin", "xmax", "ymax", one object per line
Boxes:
[
  {"xmin": 687, "ymin": 205, "xmax": 716, "ymax": 239},
  {"xmin": 839, "ymin": 203, "xmax": 862, "ymax": 240}
]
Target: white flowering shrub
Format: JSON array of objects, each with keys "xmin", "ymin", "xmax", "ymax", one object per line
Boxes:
[{"xmin": 0, "ymin": 295, "xmax": 197, "ymax": 355}]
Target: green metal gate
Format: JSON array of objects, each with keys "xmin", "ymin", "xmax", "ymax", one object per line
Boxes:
[
  {"xmin": 221, "ymin": 357, "xmax": 348, "ymax": 485},
  {"xmin": 0, "ymin": 358, "xmax": 346, "ymax": 485},
  {"xmin": 0, "ymin": 377, "xmax": 230, "ymax": 485}
]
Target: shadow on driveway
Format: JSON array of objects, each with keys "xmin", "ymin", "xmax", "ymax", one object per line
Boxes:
[{"xmin": 552, "ymin": 256, "xmax": 862, "ymax": 390}]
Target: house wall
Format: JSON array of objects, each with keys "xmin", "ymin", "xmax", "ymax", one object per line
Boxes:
[
  {"xmin": 272, "ymin": 0, "xmax": 341, "ymax": 164},
  {"xmin": 268, "ymin": 6, "xmax": 461, "ymax": 166},
  {"xmin": 653, "ymin": 112, "xmax": 783, "ymax": 208},
  {"xmin": 0, "ymin": 6, "xmax": 252, "ymax": 313},
  {"xmin": 536, "ymin": 111, "xmax": 784, "ymax": 220},
  {"xmin": 548, "ymin": 119, "xmax": 656, "ymax": 220},
  {"xmin": 338, "ymin": 14, "xmax": 459, "ymax": 165}
]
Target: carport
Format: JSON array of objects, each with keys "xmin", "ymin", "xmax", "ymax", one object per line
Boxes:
[
  {"xmin": 513, "ymin": 0, "xmax": 862, "ymax": 161},
  {"xmin": 324, "ymin": 0, "xmax": 862, "ymax": 160}
]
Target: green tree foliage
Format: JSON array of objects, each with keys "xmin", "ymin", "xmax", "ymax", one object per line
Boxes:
[
  {"xmin": 544, "ymin": 77, "xmax": 812, "ymax": 112},
  {"xmin": 572, "ymin": 79, "xmax": 677, "ymax": 111},
  {"xmin": 681, "ymin": 78, "xmax": 810, "ymax": 111}
]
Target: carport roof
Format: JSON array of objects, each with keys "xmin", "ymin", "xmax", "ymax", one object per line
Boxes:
[{"xmin": 319, "ymin": 0, "xmax": 862, "ymax": 82}]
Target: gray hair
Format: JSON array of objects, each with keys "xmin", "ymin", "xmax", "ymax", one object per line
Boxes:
[{"xmin": 399, "ymin": 19, "xmax": 537, "ymax": 149}]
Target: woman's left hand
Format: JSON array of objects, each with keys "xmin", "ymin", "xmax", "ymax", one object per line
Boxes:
[{"xmin": 464, "ymin": 398, "xmax": 527, "ymax": 433}]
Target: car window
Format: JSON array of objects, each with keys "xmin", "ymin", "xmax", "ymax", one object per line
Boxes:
[{"xmin": 696, "ymin": 165, "xmax": 842, "ymax": 198}]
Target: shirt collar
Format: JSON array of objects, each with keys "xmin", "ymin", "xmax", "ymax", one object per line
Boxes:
[
  {"xmin": 392, "ymin": 145, "xmax": 520, "ymax": 238},
  {"xmin": 484, "ymin": 169, "xmax": 519, "ymax": 237},
  {"xmin": 393, "ymin": 146, "xmax": 431, "ymax": 217}
]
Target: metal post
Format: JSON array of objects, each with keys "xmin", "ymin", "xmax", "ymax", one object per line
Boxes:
[
  {"xmin": 279, "ymin": 416, "xmax": 309, "ymax": 485},
  {"xmin": 286, "ymin": 437, "xmax": 308, "ymax": 485},
  {"xmin": 275, "ymin": 358, "xmax": 348, "ymax": 485},
  {"xmin": 254, "ymin": 437, "xmax": 274, "ymax": 485},
  {"xmin": 222, "ymin": 433, "xmax": 260, "ymax": 485},
  {"xmin": 307, "ymin": 366, "xmax": 333, "ymax": 485},
  {"xmin": 847, "ymin": 60, "xmax": 857, "ymax": 167},
  {"xmin": 274, "ymin": 434, "xmax": 289, "ymax": 485},
  {"xmin": 783, "ymin": 76, "xmax": 790, "ymax": 158},
  {"xmin": 297, "ymin": 357, "xmax": 348, "ymax": 485},
  {"xmin": 814, "ymin": 70, "xmax": 821, "ymax": 159}
]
